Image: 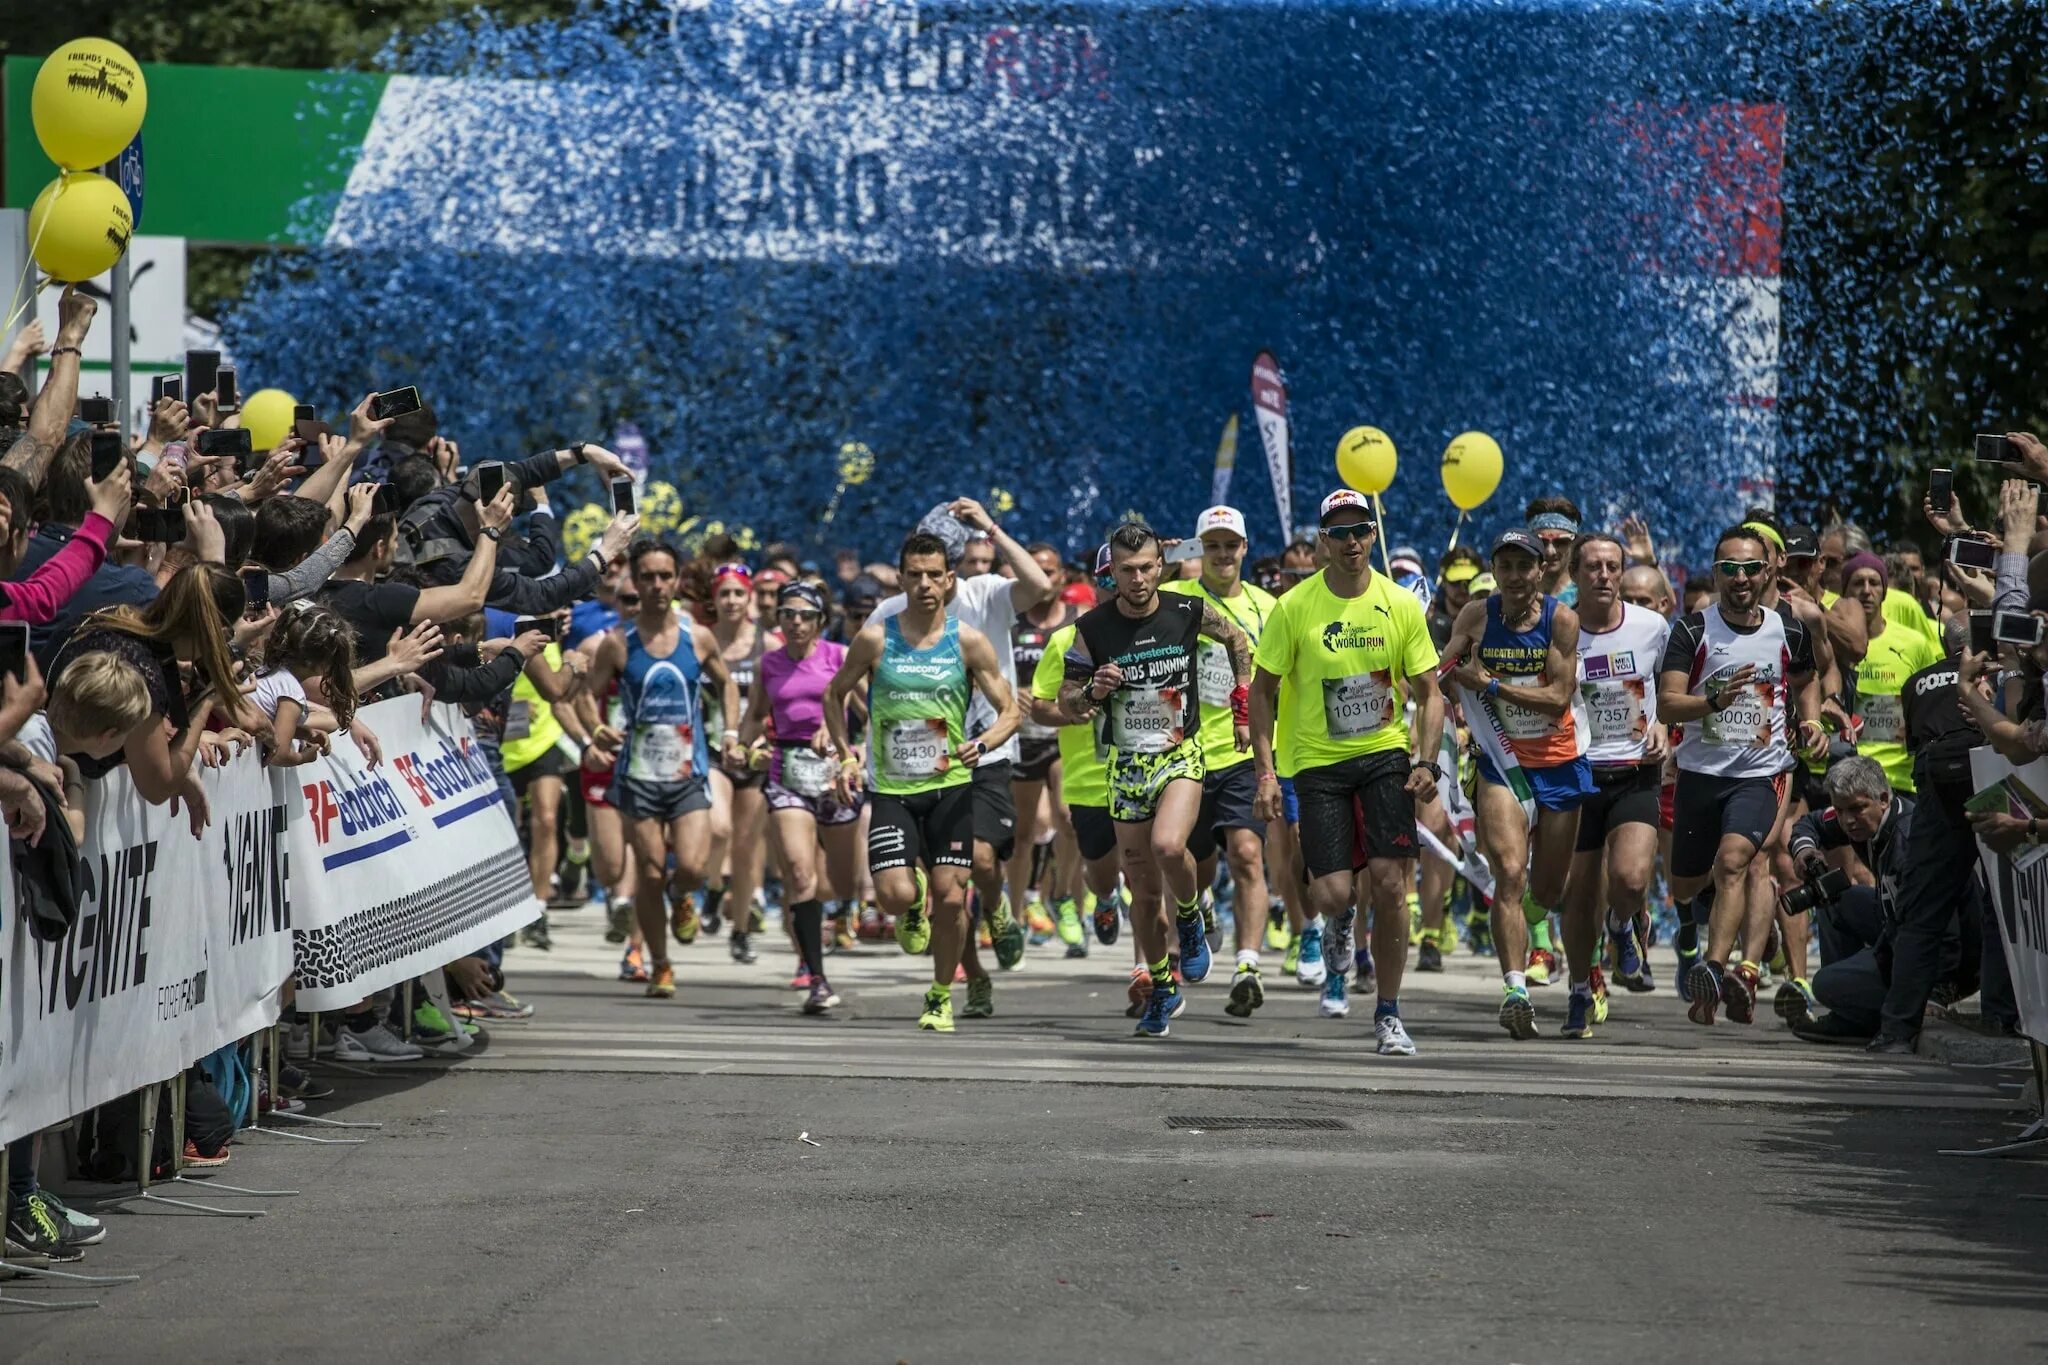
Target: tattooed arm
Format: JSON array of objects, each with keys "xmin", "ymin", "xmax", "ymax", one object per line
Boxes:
[{"xmin": 1197, "ymin": 600, "xmax": 1253, "ymax": 750}]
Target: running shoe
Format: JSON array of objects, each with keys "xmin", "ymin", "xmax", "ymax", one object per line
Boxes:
[
  {"xmin": 1417, "ymin": 938, "xmax": 1444, "ymax": 973},
  {"xmin": 1684, "ymin": 961, "xmax": 1720, "ymax": 1025},
  {"xmin": 791, "ymin": 965, "xmax": 815, "ymax": 991},
  {"xmin": 1283, "ymin": 936, "xmax": 1302, "ymax": 977},
  {"xmin": 1589, "ymin": 966, "xmax": 1610, "ymax": 1024},
  {"xmin": 1610, "ymin": 920, "xmax": 1651, "ymax": 991},
  {"xmin": 1265, "ymin": 918, "xmax": 1293, "ymax": 954},
  {"xmin": 518, "ymin": 916, "xmax": 553, "ymax": 951},
  {"xmin": 1093, "ymin": 889, "xmax": 1123, "ymax": 946},
  {"xmin": 833, "ymin": 918, "xmax": 857, "ymax": 951},
  {"xmin": 1027, "ymin": 900, "xmax": 1057, "ymax": 945},
  {"xmin": 1176, "ymin": 913, "xmax": 1213, "ymax": 983},
  {"xmin": 605, "ymin": 896, "xmax": 633, "ymax": 944},
  {"xmin": 700, "ymin": 883, "xmax": 726, "ymax": 937},
  {"xmin": 1774, "ymin": 977, "xmax": 1819, "ymax": 1031},
  {"xmin": 1225, "ymin": 963, "xmax": 1265, "ymax": 1018},
  {"xmin": 647, "ymin": 964, "xmax": 677, "ymax": 999},
  {"xmin": 991, "ymin": 896, "xmax": 1028, "ymax": 971},
  {"xmin": 33, "ymin": 1190, "xmax": 104, "ymax": 1249},
  {"xmin": 6, "ymin": 1194, "xmax": 82, "ymax": 1263},
  {"xmin": 857, "ymin": 904, "xmax": 887, "ymax": 940},
  {"xmin": 457, "ymin": 988, "xmax": 534, "ymax": 1021},
  {"xmin": 963, "ymin": 975, "xmax": 995, "ymax": 1018},
  {"xmin": 1525, "ymin": 946, "xmax": 1556, "ymax": 987},
  {"xmin": 730, "ymin": 931, "xmax": 758, "ymax": 965},
  {"xmin": 1721, "ymin": 962, "xmax": 1759, "ymax": 1025},
  {"xmin": 1375, "ymin": 1013, "xmax": 1417, "ymax": 1056},
  {"xmin": 1561, "ymin": 990, "xmax": 1594, "ymax": 1039},
  {"xmin": 1200, "ymin": 892, "xmax": 1221, "ymax": 949},
  {"xmin": 550, "ymin": 858, "xmax": 591, "ymax": 909},
  {"xmin": 1407, "ymin": 891, "xmax": 1424, "ymax": 944},
  {"xmin": 276, "ymin": 1063, "xmax": 333, "ymax": 1102},
  {"xmin": 411, "ymin": 1000, "xmax": 475, "ymax": 1056},
  {"xmin": 1354, "ymin": 943, "xmax": 1376, "ymax": 999},
  {"xmin": 803, "ymin": 979, "xmax": 840, "ymax": 1015},
  {"xmin": 1135, "ymin": 984, "xmax": 1180, "ymax": 1037},
  {"xmin": 1464, "ymin": 906, "xmax": 1494, "ymax": 956},
  {"xmin": 1126, "ymin": 965, "xmax": 1153, "ymax": 1018},
  {"xmin": 672, "ymin": 900, "xmax": 702, "ymax": 945},
  {"xmin": 896, "ymin": 870, "xmax": 933, "ymax": 955},
  {"xmin": 1319, "ymin": 971, "xmax": 1350, "ymax": 1018},
  {"xmin": 333, "ymin": 1022, "xmax": 424, "ymax": 1062},
  {"xmin": 1498, "ymin": 985, "xmax": 1538, "ymax": 1040},
  {"xmin": 1295, "ymin": 922, "xmax": 1327, "ymax": 988},
  {"xmin": 918, "ymin": 983, "xmax": 955, "ymax": 1032},
  {"xmin": 1675, "ymin": 939, "xmax": 1701, "ymax": 1001},
  {"xmin": 619, "ymin": 945, "xmax": 649, "ymax": 982},
  {"xmin": 1054, "ymin": 897, "xmax": 1085, "ymax": 947}
]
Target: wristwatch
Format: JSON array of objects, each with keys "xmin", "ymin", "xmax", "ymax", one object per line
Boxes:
[
  {"xmin": 1411, "ymin": 759, "xmax": 1445, "ymax": 782},
  {"xmin": 480, "ymin": 525, "xmax": 504, "ymax": 542},
  {"xmin": 1484, "ymin": 677, "xmax": 1501, "ymax": 700},
  {"xmin": 570, "ymin": 442, "xmax": 589, "ymax": 465}
]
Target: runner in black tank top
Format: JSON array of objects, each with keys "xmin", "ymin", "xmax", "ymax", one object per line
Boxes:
[{"xmin": 1008, "ymin": 590, "xmax": 1084, "ymax": 951}]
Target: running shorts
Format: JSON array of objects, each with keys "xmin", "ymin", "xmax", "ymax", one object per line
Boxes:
[
  {"xmin": 1015, "ymin": 735, "xmax": 1060, "ymax": 784},
  {"xmin": 867, "ymin": 785, "xmax": 976, "ymax": 873},
  {"xmin": 1670, "ymin": 769, "xmax": 1788, "ymax": 879},
  {"xmin": 1070, "ymin": 803, "xmax": 1117, "ymax": 863},
  {"xmin": 1188, "ymin": 760, "xmax": 1264, "ymax": 862},
  {"xmin": 509, "ymin": 745, "xmax": 572, "ymax": 797},
  {"xmin": 1292, "ymin": 751, "xmax": 1417, "ymax": 879},
  {"xmin": 1476, "ymin": 750, "xmax": 1596, "ymax": 813},
  {"xmin": 971, "ymin": 759, "xmax": 1017, "ymax": 860},
  {"xmin": 608, "ymin": 773, "xmax": 713, "ymax": 823},
  {"xmin": 1573, "ymin": 764, "xmax": 1663, "ymax": 852},
  {"xmin": 1107, "ymin": 740, "xmax": 1206, "ymax": 824}
]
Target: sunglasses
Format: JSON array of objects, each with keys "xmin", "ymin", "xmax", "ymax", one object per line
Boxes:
[
  {"xmin": 1715, "ymin": 559, "xmax": 1768, "ymax": 577},
  {"xmin": 618, "ymin": 594, "xmax": 642, "ymax": 608},
  {"xmin": 777, "ymin": 607, "xmax": 823, "ymax": 622},
  {"xmin": 1321, "ymin": 524, "xmax": 1376, "ymax": 543}
]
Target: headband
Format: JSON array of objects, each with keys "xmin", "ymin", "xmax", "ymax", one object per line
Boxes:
[
  {"xmin": 1527, "ymin": 512, "xmax": 1579, "ymax": 537},
  {"xmin": 712, "ymin": 562, "xmax": 753, "ymax": 589},
  {"xmin": 778, "ymin": 582, "xmax": 827, "ymax": 613},
  {"xmin": 1742, "ymin": 521, "xmax": 1786, "ymax": 552}
]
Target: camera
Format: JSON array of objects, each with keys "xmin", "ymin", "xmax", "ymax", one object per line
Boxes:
[{"xmin": 1781, "ymin": 862, "xmax": 1851, "ymax": 916}]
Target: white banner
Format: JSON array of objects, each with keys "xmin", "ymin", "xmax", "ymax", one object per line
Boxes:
[
  {"xmin": 287, "ymin": 698, "xmax": 540, "ymax": 1013},
  {"xmin": 1210, "ymin": 413, "xmax": 1238, "ymax": 507},
  {"xmin": 1, "ymin": 750, "xmax": 292, "ymax": 1146},
  {"xmin": 1968, "ymin": 747, "xmax": 2048, "ymax": 1049},
  {"xmin": 1250, "ymin": 350, "xmax": 1291, "ymax": 545}
]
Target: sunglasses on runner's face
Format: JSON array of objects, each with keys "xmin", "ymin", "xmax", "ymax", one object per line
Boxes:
[
  {"xmin": 1716, "ymin": 559, "xmax": 1768, "ymax": 577},
  {"xmin": 1321, "ymin": 523, "xmax": 1375, "ymax": 543},
  {"xmin": 777, "ymin": 607, "xmax": 823, "ymax": 622}
]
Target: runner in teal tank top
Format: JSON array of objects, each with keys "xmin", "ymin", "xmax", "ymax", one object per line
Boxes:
[{"xmin": 825, "ymin": 531, "xmax": 1021, "ymax": 1033}]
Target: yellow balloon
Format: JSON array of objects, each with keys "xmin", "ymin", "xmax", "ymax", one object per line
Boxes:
[
  {"xmin": 1335, "ymin": 426, "xmax": 1398, "ymax": 495},
  {"xmin": 1441, "ymin": 431, "xmax": 1504, "ymax": 511},
  {"xmin": 32, "ymin": 38, "xmax": 148, "ymax": 171},
  {"xmin": 239, "ymin": 388, "xmax": 297, "ymax": 451},
  {"xmin": 27, "ymin": 172, "xmax": 132, "ymax": 283},
  {"xmin": 562, "ymin": 504, "xmax": 609, "ymax": 563}
]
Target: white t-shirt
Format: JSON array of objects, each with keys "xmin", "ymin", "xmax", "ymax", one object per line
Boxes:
[
  {"xmin": 1575, "ymin": 603, "xmax": 1669, "ymax": 766},
  {"xmin": 869, "ymin": 573, "xmax": 1020, "ymax": 766},
  {"xmin": 16, "ymin": 714, "xmax": 57, "ymax": 765},
  {"xmin": 252, "ymin": 668, "xmax": 310, "ymax": 721}
]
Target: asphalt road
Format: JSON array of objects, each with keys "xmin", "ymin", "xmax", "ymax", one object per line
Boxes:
[{"xmin": 10, "ymin": 907, "xmax": 2048, "ymax": 1363}]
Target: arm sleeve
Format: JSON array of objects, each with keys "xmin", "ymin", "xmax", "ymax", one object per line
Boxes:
[
  {"xmin": 1659, "ymin": 614, "xmax": 1704, "ymax": 678},
  {"xmin": 0, "ymin": 513, "xmax": 110, "ymax": 624},
  {"xmin": 268, "ymin": 527, "xmax": 357, "ymax": 604},
  {"xmin": 480, "ymin": 556, "xmax": 602, "ymax": 615},
  {"xmin": 418, "ymin": 647, "xmax": 526, "ymax": 705}
]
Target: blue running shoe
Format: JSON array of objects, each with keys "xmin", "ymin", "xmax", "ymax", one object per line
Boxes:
[
  {"xmin": 1354, "ymin": 943, "xmax": 1376, "ymax": 995},
  {"xmin": 1561, "ymin": 989, "xmax": 1594, "ymax": 1039},
  {"xmin": 1135, "ymin": 984, "xmax": 1179, "ymax": 1037},
  {"xmin": 1610, "ymin": 921, "xmax": 1652, "ymax": 992},
  {"xmin": 1177, "ymin": 914, "xmax": 1213, "ymax": 984},
  {"xmin": 1295, "ymin": 922, "xmax": 1327, "ymax": 988},
  {"xmin": 1675, "ymin": 940, "xmax": 1701, "ymax": 1002},
  {"xmin": 1318, "ymin": 970, "xmax": 1350, "ymax": 1018}
]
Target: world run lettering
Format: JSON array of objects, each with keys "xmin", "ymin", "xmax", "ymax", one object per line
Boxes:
[{"xmin": 35, "ymin": 840, "xmax": 158, "ymax": 1018}]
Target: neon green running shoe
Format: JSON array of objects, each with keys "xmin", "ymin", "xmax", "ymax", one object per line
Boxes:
[
  {"xmin": 1266, "ymin": 918, "xmax": 1293, "ymax": 953},
  {"xmin": 918, "ymin": 983, "xmax": 955, "ymax": 1032},
  {"xmin": 1407, "ymin": 891, "xmax": 1425, "ymax": 945},
  {"xmin": 1283, "ymin": 936, "xmax": 1301, "ymax": 976},
  {"xmin": 1054, "ymin": 897, "xmax": 1085, "ymax": 948},
  {"xmin": 962, "ymin": 975, "xmax": 995, "ymax": 1018},
  {"xmin": 990, "ymin": 893, "xmax": 1027, "ymax": 971},
  {"xmin": 896, "ymin": 867, "xmax": 932, "ymax": 955}
]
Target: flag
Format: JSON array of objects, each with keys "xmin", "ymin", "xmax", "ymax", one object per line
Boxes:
[
  {"xmin": 1250, "ymin": 351, "xmax": 1290, "ymax": 544},
  {"xmin": 1210, "ymin": 414, "xmax": 1239, "ymax": 506}
]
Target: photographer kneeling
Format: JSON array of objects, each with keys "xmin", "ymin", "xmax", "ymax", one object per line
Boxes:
[{"xmin": 1783, "ymin": 756, "xmax": 1923, "ymax": 1052}]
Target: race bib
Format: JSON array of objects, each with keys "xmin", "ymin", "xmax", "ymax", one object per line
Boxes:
[
  {"xmin": 1322, "ymin": 672, "xmax": 1393, "ymax": 739},
  {"xmin": 1196, "ymin": 641, "xmax": 1235, "ymax": 707},
  {"xmin": 1861, "ymin": 693, "xmax": 1904, "ymax": 745},
  {"xmin": 504, "ymin": 700, "xmax": 532, "ymax": 743},
  {"xmin": 1496, "ymin": 673, "xmax": 1559, "ymax": 741},
  {"xmin": 627, "ymin": 721, "xmax": 694, "ymax": 782},
  {"xmin": 882, "ymin": 718, "xmax": 950, "ymax": 781},
  {"xmin": 1702, "ymin": 681, "xmax": 1773, "ymax": 747},
  {"xmin": 779, "ymin": 744, "xmax": 833, "ymax": 797},
  {"xmin": 1583, "ymin": 679, "xmax": 1646, "ymax": 746},
  {"xmin": 1110, "ymin": 687, "xmax": 1180, "ymax": 754}
]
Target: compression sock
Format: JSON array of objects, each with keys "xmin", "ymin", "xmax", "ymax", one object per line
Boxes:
[
  {"xmin": 1149, "ymin": 955, "xmax": 1174, "ymax": 989},
  {"xmin": 1374, "ymin": 996, "xmax": 1400, "ymax": 1019},
  {"xmin": 792, "ymin": 899, "xmax": 826, "ymax": 980},
  {"xmin": 1175, "ymin": 893, "xmax": 1202, "ymax": 923}
]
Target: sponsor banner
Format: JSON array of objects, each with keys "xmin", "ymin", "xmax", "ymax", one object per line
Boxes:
[
  {"xmin": 1210, "ymin": 413, "xmax": 1238, "ymax": 507},
  {"xmin": 1249, "ymin": 351, "xmax": 1290, "ymax": 545},
  {"xmin": 1969, "ymin": 748, "xmax": 2048, "ymax": 1049},
  {"xmin": 288, "ymin": 698, "xmax": 539, "ymax": 1013},
  {"xmin": 1, "ymin": 750, "xmax": 290, "ymax": 1146}
]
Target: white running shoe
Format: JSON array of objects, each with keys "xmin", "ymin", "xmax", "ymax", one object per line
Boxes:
[
  {"xmin": 332, "ymin": 1022, "xmax": 425, "ymax": 1063},
  {"xmin": 1375, "ymin": 1014, "xmax": 1417, "ymax": 1056},
  {"xmin": 1318, "ymin": 972, "xmax": 1350, "ymax": 1018}
]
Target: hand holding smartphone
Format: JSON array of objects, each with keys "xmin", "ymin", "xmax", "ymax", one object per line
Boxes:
[
  {"xmin": 370, "ymin": 386, "xmax": 422, "ymax": 421},
  {"xmin": 609, "ymin": 476, "xmax": 636, "ymax": 516},
  {"xmin": 1948, "ymin": 536, "xmax": 1998, "ymax": 572},
  {"xmin": 1975, "ymin": 433, "xmax": 2019, "ymax": 463},
  {"xmin": 475, "ymin": 461, "xmax": 508, "ymax": 506},
  {"xmin": 1929, "ymin": 467, "xmax": 1953, "ymax": 515}
]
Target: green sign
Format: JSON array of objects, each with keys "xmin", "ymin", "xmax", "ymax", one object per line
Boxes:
[{"xmin": 2, "ymin": 58, "xmax": 385, "ymax": 245}]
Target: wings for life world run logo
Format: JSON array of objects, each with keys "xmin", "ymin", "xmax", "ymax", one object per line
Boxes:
[{"xmin": 302, "ymin": 738, "xmax": 503, "ymax": 872}]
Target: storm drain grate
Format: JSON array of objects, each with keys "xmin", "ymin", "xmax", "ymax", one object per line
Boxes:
[{"xmin": 1163, "ymin": 1116, "xmax": 1351, "ymax": 1132}]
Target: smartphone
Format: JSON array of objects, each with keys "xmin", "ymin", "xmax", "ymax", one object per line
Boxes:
[
  {"xmin": 609, "ymin": 476, "xmax": 635, "ymax": 516},
  {"xmin": 195, "ymin": 427, "xmax": 252, "ymax": 458},
  {"xmin": 293, "ymin": 403, "xmax": 316, "ymax": 423},
  {"xmin": 239, "ymin": 569, "xmax": 272, "ymax": 617},
  {"xmin": 1975, "ymin": 433, "xmax": 2018, "ymax": 463},
  {"xmin": 160, "ymin": 374, "xmax": 183, "ymax": 404},
  {"xmin": 1994, "ymin": 609, "xmax": 2045, "ymax": 648},
  {"xmin": 215, "ymin": 366, "xmax": 239, "ymax": 412},
  {"xmin": 77, "ymin": 395, "xmax": 114, "ymax": 425},
  {"xmin": 90, "ymin": 429, "xmax": 124, "ymax": 480},
  {"xmin": 236, "ymin": 447, "xmax": 267, "ymax": 479},
  {"xmin": 293, "ymin": 417, "xmax": 330, "ymax": 444},
  {"xmin": 513, "ymin": 615, "xmax": 561, "ymax": 641},
  {"xmin": 371, "ymin": 486, "xmax": 392, "ymax": 517},
  {"xmin": 0, "ymin": 622, "xmax": 28, "ymax": 684},
  {"xmin": 184, "ymin": 349, "xmax": 221, "ymax": 405},
  {"xmin": 1969, "ymin": 609, "xmax": 1995, "ymax": 656},
  {"xmin": 1929, "ymin": 467, "xmax": 1953, "ymax": 515},
  {"xmin": 1948, "ymin": 536, "xmax": 1998, "ymax": 571},
  {"xmin": 165, "ymin": 486, "xmax": 189, "ymax": 509},
  {"xmin": 132, "ymin": 507, "xmax": 185, "ymax": 544},
  {"xmin": 475, "ymin": 461, "xmax": 507, "ymax": 505},
  {"xmin": 370, "ymin": 386, "xmax": 422, "ymax": 421},
  {"xmin": 150, "ymin": 374, "xmax": 173, "ymax": 406}
]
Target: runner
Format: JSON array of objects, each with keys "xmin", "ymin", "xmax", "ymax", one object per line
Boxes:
[
  {"xmin": 1058, "ymin": 522, "xmax": 1254, "ymax": 1038},
  {"xmin": 573, "ymin": 588, "xmax": 644, "ymax": 976},
  {"xmin": 740, "ymin": 581, "xmax": 863, "ymax": 1015},
  {"xmin": 583, "ymin": 539, "xmax": 747, "ymax": 999},
  {"xmin": 1439, "ymin": 527, "xmax": 1591, "ymax": 1039},
  {"xmin": 700, "ymin": 561, "xmax": 770, "ymax": 960},
  {"xmin": 1525, "ymin": 497, "xmax": 1582, "ymax": 606},
  {"xmin": 1007, "ymin": 541, "xmax": 1085, "ymax": 953},
  {"xmin": 1248, "ymin": 491, "xmax": 1443, "ymax": 1056},
  {"xmin": 1162, "ymin": 505, "xmax": 1279, "ymax": 1018},
  {"xmin": 1559, "ymin": 532, "xmax": 1670, "ymax": 1038},
  {"xmin": 824, "ymin": 531, "xmax": 1021, "ymax": 1032},
  {"xmin": 1657, "ymin": 525, "xmax": 1826, "ymax": 1027}
]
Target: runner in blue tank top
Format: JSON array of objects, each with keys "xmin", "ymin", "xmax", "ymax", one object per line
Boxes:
[{"xmin": 585, "ymin": 540, "xmax": 745, "ymax": 1001}]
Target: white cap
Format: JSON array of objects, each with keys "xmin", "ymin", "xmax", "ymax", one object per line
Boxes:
[
  {"xmin": 1195, "ymin": 505, "xmax": 1247, "ymax": 540},
  {"xmin": 1318, "ymin": 488, "xmax": 1376, "ymax": 524}
]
